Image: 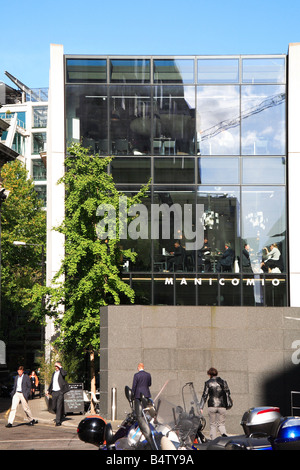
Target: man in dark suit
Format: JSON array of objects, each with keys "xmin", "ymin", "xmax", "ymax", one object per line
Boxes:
[
  {"xmin": 166, "ymin": 240, "xmax": 185, "ymax": 271},
  {"xmin": 6, "ymin": 366, "xmax": 37, "ymax": 427},
  {"xmin": 216, "ymin": 242, "xmax": 235, "ymax": 272},
  {"xmin": 132, "ymin": 363, "xmax": 152, "ymax": 400},
  {"xmin": 46, "ymin": 361, "xmax": 70, "ymax": 426}
]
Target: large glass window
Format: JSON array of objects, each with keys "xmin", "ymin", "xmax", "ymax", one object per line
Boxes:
[
  {"xmin": 196, "ymin": 186, "xmax": 240, "ymax": 273},
  {"xmin": 33, "ymin": 106, "xmax": 47, "ymax": 128},
  {"xmin": 242, "ymin": 58, "xmax": 285, "ymax": 84},
  {"xmin": 196, "ymin": 86, "xmax": 240, "ymax": 155},
  {"xmin": 241, "ymin": 85, "xmax": 286, "ymax": 155},
  {"xmin": 242, "ymin": 157, "xmax": 286, "ymax": 184},
  {"xmin": 111, "ymin": 158, "xmax": 151, "ymax": 183},
  {"xmin": 153, "ymin": 187, "xmax": 196, "ymax": 272},
  {"xmin": 32, "ymin": 132, "xmax": 47, "ymax": 154},
  {"xmin": 66, "ymin": 85, "xmax": 108, "ymax": 153},
  {"xmin": 154, "ymin": 158, "xmax": 195, "ymax": 184},
  {"xmin": 154, "ymin": 59, "xmax": 194, "ymax": 84},
  {"xmin": 66, "ymin": 59, "xmax": 107, "ymax": 83},
  {"xmin": 198, "ymin": 58, "xmax": 239, "ymax": 83},
  {"xmin": 241, "ymin": 186, "xmax": 286, "ymax": 274},
  {"xmin": 110, "ymin": 59, "xmax": 150, "ymax": 83},
  {"xmin": 32, "ymin": 159, "xmax": 47, "ymax": 181},
  {"xmin": 153, "ymin": 85, "xmax": 195, "ymax": 155},
  {"xmin": 117, "ymin": 187, "xmax": 152, "ymax": 272},
  {"xmin": 110, "ymin": 85, "xmax": 151, "ymax": 155},
  {"xmin": 198, "ymin": 157, "xmax": 239, "ymax": 184},
  {"xmin": 64, "ymin": 55, "xmax": 287, "ymax": 307}
]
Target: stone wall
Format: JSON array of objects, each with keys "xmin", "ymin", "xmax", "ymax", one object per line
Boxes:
[{"xmin": 100, "ymin": 305, "xmax": 300, "ymax": 434}]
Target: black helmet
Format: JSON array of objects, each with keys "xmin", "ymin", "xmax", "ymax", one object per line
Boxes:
[{"xmin": 77, "ymin": 416, "xmax": 107, "ymax": 447}]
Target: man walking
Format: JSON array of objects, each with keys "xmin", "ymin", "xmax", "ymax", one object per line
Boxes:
[
  {"xmin": 132, "ymin": 363, "xmax": 152, "ymax": 400},
  {"xmin": 6, "ymin": 366, "xmax": 37, "ymax": 428},
  {"xmin": 46, "ymin": 361, "xmax": 69, "ymax": 426}
]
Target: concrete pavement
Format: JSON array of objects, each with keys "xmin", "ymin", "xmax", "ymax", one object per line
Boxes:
[{"xmin": 1, "ymin": 394, "xmax": 121, "ymax": 429}]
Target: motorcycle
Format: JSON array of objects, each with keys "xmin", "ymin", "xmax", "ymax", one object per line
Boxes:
[
  {"xmin": 77, "ymin": 382, "xmax": 300, "ymax": 450},
  {"xmin": 77, "ymin": 381, "xmax": 206, "ymax": 450}
]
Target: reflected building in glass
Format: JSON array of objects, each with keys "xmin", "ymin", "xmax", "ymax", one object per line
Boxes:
[{"xmin": 48, "ymin": 45, "xmax": 293, "ymax": 308}]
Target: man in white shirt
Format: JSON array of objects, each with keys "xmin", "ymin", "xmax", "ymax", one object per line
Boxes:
[{"xmin": 6, "ymin": 366, "xmax": 37, "ymax": 428}]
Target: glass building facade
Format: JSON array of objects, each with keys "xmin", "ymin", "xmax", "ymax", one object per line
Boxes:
[{"xmin": 65, "ymin": 55, "xmax": 287, "ymax": 307}]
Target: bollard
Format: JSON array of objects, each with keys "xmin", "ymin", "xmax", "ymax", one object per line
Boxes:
[{"xmin": 111, "ymin": 387, "xmax": 117, "ymax": 421}]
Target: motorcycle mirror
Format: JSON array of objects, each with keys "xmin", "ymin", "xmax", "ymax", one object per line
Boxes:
[
  {"xmin": 134, "ymin": 398, "xmax": 143, "ymax": 417},
  {"xmin": 134, "ymin": 399, "xmax": 157, "ymax": 450},
  {"xmin": 125, "ymin": 386, "xmax": 133, "ymax": 407},
  {"xmin": 104, "ymin": 422, "xmax": 114, "ymax": 450},
  {"xmin": 141, "ymin": 394, "xmax": 148, "ymax": 408}
]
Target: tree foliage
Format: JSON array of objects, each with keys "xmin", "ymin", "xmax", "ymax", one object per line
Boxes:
[
  {"xmin": 40, "ymin": 143, "xmax": 149, "ymax": 356},
  {"xmin": 1, "ymin": 159, "xmax": 46, "ymax": 342}
]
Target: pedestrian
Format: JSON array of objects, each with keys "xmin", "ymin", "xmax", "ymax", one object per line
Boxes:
[
  {"xmin": 132, "ymin": 362, "xmax": 152, "ymax": 400},
  {"xmin": 199, "ymin": 367, "xmax": 232, "ymax": 440},
  {"xmin": 6, "ymin": 366, "xmax": 38, "ymax": 428},
  {"xmin": 46, "ymin": 361, "xmax": 70, "ymax": 426},
  {"xmin": 29, "ymin": 370, "xmax": 39, "ymax": 399}
]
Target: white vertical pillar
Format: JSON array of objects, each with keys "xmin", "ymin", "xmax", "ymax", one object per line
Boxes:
[
  {"xmin": 288, "ymin": 43, "xmax": 300, "ymax": 306},
  {"xmin": 45, "ymin": 44, "xmax": 65, "ymax": 359}
]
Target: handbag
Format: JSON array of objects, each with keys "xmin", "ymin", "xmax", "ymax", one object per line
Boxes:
[
  {"xmin": 225, "ymin": 391, "xmax": 233, "ymax": 410},
  {"xmin": 218, "ymin": 378, "xmax": 233, "ymax": 410}
]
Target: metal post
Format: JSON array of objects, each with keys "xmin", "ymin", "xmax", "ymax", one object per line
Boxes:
[{"xmin": 111, "ymin": 387, "xmax": 117, "ymax": 421}]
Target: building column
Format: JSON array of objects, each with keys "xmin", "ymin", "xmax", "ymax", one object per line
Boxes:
[
  {"xmin": 288, "ymin": 43, "xmax": 300, "ymax": 307},
  {"xmin": 45, "ymin": 44, "xmax": 65, "ymax": 359}
]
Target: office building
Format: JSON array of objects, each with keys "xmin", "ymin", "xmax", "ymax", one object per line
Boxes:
[
  {"xmin": 0, "ymin": 73, "xmax": 48, "ymax": 206},
  {"xmin": 44, "ymin": 44, "xmax": 300, "ymax": 425}
]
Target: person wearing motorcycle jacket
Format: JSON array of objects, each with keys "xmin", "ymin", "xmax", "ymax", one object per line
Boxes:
[
  {"xmin": 132, "ymin": 363, "xmax": 152, "ymax": 400},
  {"xmin": 199, "ymin": 367, "xmax": 230, "ymax": 440}
]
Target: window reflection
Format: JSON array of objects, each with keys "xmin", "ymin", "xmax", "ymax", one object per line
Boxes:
[
  {"xmin": 66, "ymin": 59, "xmax": 107, "ymax": 83},
  {"xmin": 153, "ymin": 59, "xmax": 194, "ymax": 84},
  {"xmin": 33, "ymin": 106, "xmax": 47, "ymax": 128},
  {"xmin": 198, "ymin": 59, "xmax": 239, "ymax": 83},
  {"xmin": 153, "ymin": 85, "xmax": 196, "ymax": 155},
  {"xmin": 153, "ymin": 187, "xmax": 196, "ymax": 272},
  {"xmin": 110, "ymin": 59, "xmax": 150, "ymax": 83},
  {"xmin": 196, "ymin": 86, "xmax": 240, "ymax": 155},
  {"xmin": 241, "ymin": 85, "xmax": 286, "ymax": 155},
  {"xmin": 66, "ymin": 85, "xmax": 108, "ymax": 153},
  {"xmin": 241, "ymin": 186, "xmax": 286, "ymax": 273},
  {"xmin": 242, "ymin": 58, "xmax": 285, "ymax": 84},
  {"xmin": 197, "ymin": 186, "xmax": 240, "ymax": 273},
  {"xmin": 118, "ymin": 188, "xmax": 152, "ymax": 272},
  {"xmin": 110, "ymin": 85, "xmax": 151, "ymax": 155},
  {"xmin": 154, "ymin": 158, "xmax": 195, "ymax": 184},
  {"xmin": 242, "ymin": 157, "xmax": 285, "ymax": 184},
  {"xmin": 198, "ymin": 157, "xmax": 239, "ymax": 184},
  {"xmin": 32, "ymin": 132, "xmax": 47, "ymax": 153},
  {"xmin": 111, "ymin": 158, "xmax": 151, "ymax": 183}
]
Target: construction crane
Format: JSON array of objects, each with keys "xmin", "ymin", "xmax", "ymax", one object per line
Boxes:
[{"xmin": 200, "ymin": 92, "xmax": 285, "ymax": 141}]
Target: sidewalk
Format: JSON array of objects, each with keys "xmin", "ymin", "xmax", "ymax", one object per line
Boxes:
[{"xmin": 14, "ymin": 396, "xmax": 122, "ymax": 431}]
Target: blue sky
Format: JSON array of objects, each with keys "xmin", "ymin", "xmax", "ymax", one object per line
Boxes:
[{"xmin": 1, "ymin": 0, "xmax": 299, "ymax": 89}]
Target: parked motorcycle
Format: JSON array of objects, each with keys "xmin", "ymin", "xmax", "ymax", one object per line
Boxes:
[
  {"xmin": 77, "ymin": 381, "xmax": 206, "ymax": 450},
  {"xmin": 77, "ymin": 383, "xmax": 300, "ymax": 450}
]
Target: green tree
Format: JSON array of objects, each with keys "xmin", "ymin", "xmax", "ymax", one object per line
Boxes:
[
  {"xmin": 36, "ymin": 143, "xmax": 149, "ymax": 403},
  {"xmin": 1, "ymin": 159, "xmax": 46, "ymax": 366}
]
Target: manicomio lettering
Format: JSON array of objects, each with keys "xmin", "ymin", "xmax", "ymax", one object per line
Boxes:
[{"xmin": 164, "ymin": 277, "xmax": 281, "ymax": 287}]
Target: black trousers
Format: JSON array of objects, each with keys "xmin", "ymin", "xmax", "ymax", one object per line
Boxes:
[{"xmin": 51, "ymin": 390, "xmax": 64, "ymax": 423}]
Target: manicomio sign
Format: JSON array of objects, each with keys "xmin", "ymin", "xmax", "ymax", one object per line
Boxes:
[{"xmin": 164, "ymin": 277, "xmax": 282, "ymax": 286}]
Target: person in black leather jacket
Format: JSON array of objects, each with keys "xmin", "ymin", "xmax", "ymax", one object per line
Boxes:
[{"xmin": 199, "ymin": 367, "xmax": 230, "ymax": 440}]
